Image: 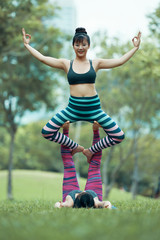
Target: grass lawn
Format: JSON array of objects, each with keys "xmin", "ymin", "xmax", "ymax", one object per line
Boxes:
[{"xmin": 0, "ymin": 170, "xmax": 160, "ymax": 240}]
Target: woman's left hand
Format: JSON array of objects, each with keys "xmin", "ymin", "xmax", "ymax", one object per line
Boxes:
[
  {"xmin": 54, "ymin": 201, "xmax": 63, "ymax": 208},
  {"xmin": 132, "ymin": 31, "xmax": 141, "ymax": 48},
  {"xmin": 103, "ymin": 201, "xmax": 112, "ymax": 209}
]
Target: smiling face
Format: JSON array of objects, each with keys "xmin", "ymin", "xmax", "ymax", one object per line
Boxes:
[{"xmin": 73, "ymin": 38, "xmax": 90, "ymax": 58}]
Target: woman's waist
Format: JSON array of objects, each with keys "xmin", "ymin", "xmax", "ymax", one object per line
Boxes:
[{"xmin": 70, "ymin": 84, "xmax": 97, "ymax": 97}]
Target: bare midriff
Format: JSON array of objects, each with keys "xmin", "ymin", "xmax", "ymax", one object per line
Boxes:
[{"xmin": 70, "ymin": 83, "xmax": 97, "ymax": 97}]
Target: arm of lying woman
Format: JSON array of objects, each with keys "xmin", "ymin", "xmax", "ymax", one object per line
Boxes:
[
  {"xmin": 54, "ymin": 195, "xmax": 74, "ymax": 208},
  {"xmin": 94, "ymin": 197, "xmax": 112, "ymax": 209}
]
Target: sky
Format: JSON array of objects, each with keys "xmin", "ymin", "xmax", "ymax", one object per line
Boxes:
[{"xmin": 74, "ymin": 0, "xmax": 160, "ymax": 42}]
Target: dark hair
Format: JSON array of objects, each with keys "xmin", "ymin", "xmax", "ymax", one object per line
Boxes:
[
  {"xmin": 73, "ymin": 192, "xmax": 94, "ymax": 208},
  {"xmin": 72, "ymin": 27, "xmax": 90, "ymax": 46}
]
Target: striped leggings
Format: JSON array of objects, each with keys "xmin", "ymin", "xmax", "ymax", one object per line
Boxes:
[
  {"xmin": 42, "ymin": 95, "xmax": 125, "ymax": 153},
  {"xmin": 61, "ymin": 128, "xmax": 102, "ymax": 202}
]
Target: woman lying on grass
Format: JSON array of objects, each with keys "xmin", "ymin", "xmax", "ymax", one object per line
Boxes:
[{"xmin": 54, "ymin": 121, "xmax": 114, "ymax": 209}]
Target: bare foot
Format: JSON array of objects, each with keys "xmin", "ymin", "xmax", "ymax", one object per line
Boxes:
[
  {"xmin": 93, "ymin": 121, "xmax": 102, "ymax": 131},
  {"xmin": 61, "ymin": 121, "xmax": 70, "ymax": 130},
  {"xmin": 83, "ymin": 149, "xmax": 94, "ymax": 163},
  {"xmin": 71, "ymin": 145, "xmax": 84, "ymax": 156}
]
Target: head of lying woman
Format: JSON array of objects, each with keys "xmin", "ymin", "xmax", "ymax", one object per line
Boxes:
[{"xmin": 73, "ymin": 192, "xmax": 95, "ymax": 208}]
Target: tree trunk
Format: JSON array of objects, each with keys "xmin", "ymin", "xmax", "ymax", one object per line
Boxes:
[
  {"xmin": 7, "ymin": 130, "xmax": 15, "ymax": 200},
  {"xmin": 131, "ymin": 138, "xmax": 139, "ymax": 200},
  {"xmin": 104, "ymin": 183, "xmax": 114, "ymax": 199}
]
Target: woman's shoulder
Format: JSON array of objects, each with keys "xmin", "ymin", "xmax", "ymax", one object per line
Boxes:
[
  {"xmin": 60, "ymin": 58, "xmax": 70, "ymax": 65},
  {"xmin": 59, "ymin": 58, "xmax": 71, "ymax": 73},
  {"xmin": 92, "ymin": 59, "xmax": 101, "ymax": 72}
]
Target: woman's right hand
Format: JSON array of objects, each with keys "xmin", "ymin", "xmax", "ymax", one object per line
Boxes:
[
  {"xmin": 22, "ymin": 28, "xmax": 31, "ymax": 45},
  {"xmin": 54, "ymin": 201, "xmax": 63, "ymax": 208},
  {"xmin": 103, "ymin": 201, "xmax": 112, "ymax": 209},
  {"xmin": 132, "ymin": 31, "xmax": 141, "ymax": 48}
]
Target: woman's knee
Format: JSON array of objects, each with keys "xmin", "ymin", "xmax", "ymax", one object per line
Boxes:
[
  {"xmin": 41, "ymin": 127, "xmax": 49, "ymax": 136},
  {"xmin": 119, "ymin": 131, "xmax": 125, "ymax": 142},
  {"xmin": 41, "ymin": 127, "xmax": 45, "ymax": 135},
  {"xmin": 113, "ymin": 130, "xmax": 125, "ymax": 143},
  {"xmin": 41, "ymin": 126, "xmax": 57, "ymax": 140}
]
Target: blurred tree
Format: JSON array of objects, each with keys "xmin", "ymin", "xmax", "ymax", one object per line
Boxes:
[
  {"xmin": 147, "ymin": 2, "xmax": 160, "ymax": 45},
  {"xmin": 0, "ymin": 119, "xmax": 159, "ymax": 198},
  {"xmin": 14, "ymin": 121, "xmax": 63, "ymax": 172},
  {"xmin": 0, "ymin": 128, "xmax": 10, "ymax": 169},
  {"xmin": 0, "ymin": 0, "xmax": 64, "ymax": 199},
  {"xmin": 91, "ymin": 29, "xmax": 160, "ymax": 199}
]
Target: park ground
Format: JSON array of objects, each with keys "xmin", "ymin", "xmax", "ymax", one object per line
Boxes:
[{"xmin": 0, "ymin": 170, "xmax": 160, "ymax": 240}]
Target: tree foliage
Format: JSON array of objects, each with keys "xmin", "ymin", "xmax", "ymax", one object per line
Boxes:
[
  {"xmin": 0, "ymin": 119, "xmax": 159, "ymax": 197},
  {"xmin": 0, "ymin": 0, "xmax": 64, "ymax": 130},
  {"xmin": 90, "ymin": 11, "xmax": 160, "ymax": 197},
  {"xmin": 147, "ymin": 2, "xmax": 160, "ymax": 43},
  {"xmin": 0, "ymin": 0, "xmax": 65, "ymax": 199}
]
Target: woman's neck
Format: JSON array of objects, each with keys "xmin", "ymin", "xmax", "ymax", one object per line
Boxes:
[{"xmin": 75, "ymin": 56, "xmax": 88, "ymax": 62}]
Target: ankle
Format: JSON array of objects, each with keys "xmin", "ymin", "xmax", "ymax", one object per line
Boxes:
[
  {"xmin": 89, "ymin": 147, "xmax": 94, "ymax": 154},
  {"xmin": 93, "ymin": 130, "xmax": 99, "ymax": 134},
  {"xmin": 63, "ymin": 130, "xmax": 69, "ymax": 136}
]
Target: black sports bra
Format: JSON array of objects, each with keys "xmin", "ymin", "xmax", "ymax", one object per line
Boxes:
[{"xmin": 67, "ymin": 60, "xmax": 96, "ymax": 85}]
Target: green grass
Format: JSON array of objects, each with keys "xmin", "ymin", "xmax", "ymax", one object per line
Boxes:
[
  {"xmin": 0, "ymin": 170, "xmax": 160, "ymax": 240},
  {"xmin": 0, "ymin": 170, "xmax": 144, "ymax": 202}
]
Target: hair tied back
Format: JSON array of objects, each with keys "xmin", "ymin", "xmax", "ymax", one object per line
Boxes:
[
  {"xmin": 72, "ymin": 27, "xmax": 90, "ymax": 45},
  {"xmin": 75, "ymin": 27, "xmax": 87, "ymax": 35}
]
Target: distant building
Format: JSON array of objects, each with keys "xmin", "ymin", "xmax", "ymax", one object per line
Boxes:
[{"xmin": 48, "ymin": 0, "xmax": 77, "ymax": 34}]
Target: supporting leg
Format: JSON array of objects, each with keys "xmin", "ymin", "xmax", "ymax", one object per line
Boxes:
[
  {"xmin": 61, "ymin": 122, "xmax": 80, "ymax": 202},
  {"xmin": 84, "ymin": 122, "xmax": 103, "ymax": 201}
]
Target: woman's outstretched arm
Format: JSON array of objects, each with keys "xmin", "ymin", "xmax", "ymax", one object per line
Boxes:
[
  {"xmin": 54, "ymin": 195, "xmax": 74, "ymax": 208},
  {"xmin": 22, "ymin": 28, "xmax": 69, "ymax": 72},
  {"xmin": 95, "ymin": 31, "xmax": 141, "ymax": 70}
]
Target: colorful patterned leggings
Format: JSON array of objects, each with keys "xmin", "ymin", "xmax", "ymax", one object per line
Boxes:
[
  {"xmin": 61, "ymin": 127, "xmax": 102, "ymax": 202},
  {"xmin": 42, "ymin": 95, "xmax": 125, "ymax": 153}
]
